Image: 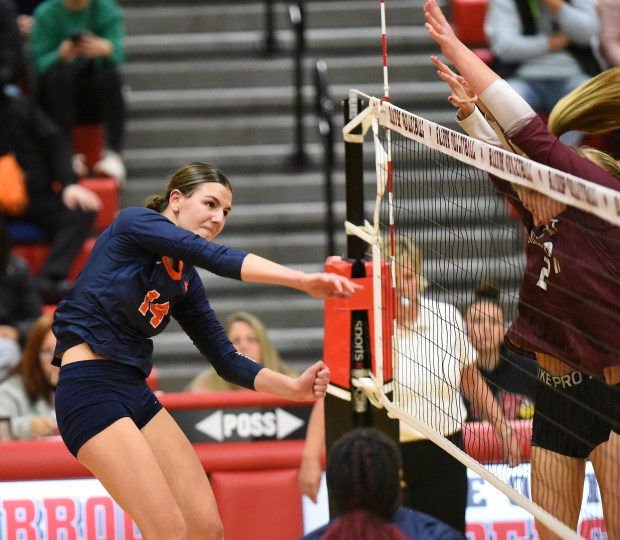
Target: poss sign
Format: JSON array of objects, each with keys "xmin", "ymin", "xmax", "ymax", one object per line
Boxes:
[{"xmin": 171, "ymin": 406, "xmax": 311, "ymax": 443}]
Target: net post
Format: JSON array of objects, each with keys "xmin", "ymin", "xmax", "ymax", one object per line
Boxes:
[
  {"xmin": 324, "ymin": 97, "xmax": 371, "ymax": 468},
  {"xmin": 323, "ymin": 96, "xmax": 398, "ymax": 486}
]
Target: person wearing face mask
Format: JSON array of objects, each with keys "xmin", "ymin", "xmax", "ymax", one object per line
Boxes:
[
  {"xmin": 0, "ymin": 314, "xmax": 58, "ymax": 440},
  {"xmin": 51, "ymin": 161, "xmax": 360, "ymax": 540},
  {"xmin": 185, "ymin": 310, "xmax": 298, "ymax": 393}
]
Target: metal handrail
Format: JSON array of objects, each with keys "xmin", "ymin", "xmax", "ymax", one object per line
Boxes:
[
  {"xmin": 263, "ymin": 0, "xmax": 277, "ymax": 55},
  {"xmin": 314, "ymin": 59, "xmax": 336, "ymax": 257},
  {"xmin": 289, "ymin": 1, "xmax": 307, "ymax": 167}
]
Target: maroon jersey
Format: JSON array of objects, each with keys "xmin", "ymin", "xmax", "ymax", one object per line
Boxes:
[{"xmin": 495, "ymin": 116, "xmax": 620, "ymax": 377}]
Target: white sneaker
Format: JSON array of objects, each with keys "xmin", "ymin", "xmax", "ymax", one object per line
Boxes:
[
  {"xmin": 72, "ymin": 153, "xmax": 88, "ymax": 177},
  {"xmin": 93, "ymin": 150, "xmax": 126, "ymax": 184}
]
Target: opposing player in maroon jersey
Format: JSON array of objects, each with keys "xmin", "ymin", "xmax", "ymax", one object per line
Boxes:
[{"xmin": 424, "ymin": 2, "xmax": 620, "ymax": 537}]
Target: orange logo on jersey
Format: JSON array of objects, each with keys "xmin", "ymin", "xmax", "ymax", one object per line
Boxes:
[{"xmin": 138, "ymin": 290, "xmax": 170, "ymax": 328}]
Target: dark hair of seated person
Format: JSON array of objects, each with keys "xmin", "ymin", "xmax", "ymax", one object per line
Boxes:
[{"xmin": 322, "ymin": 428, "xmax": 408, "ymax": 540}]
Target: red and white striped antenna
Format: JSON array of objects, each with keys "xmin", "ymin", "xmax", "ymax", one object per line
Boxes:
[
  {"xmin": 380, "ymin": 0, "xmax": 390, "ymax": 102},
  {"xmin": 379, "ymin": 0, "xmax": 397, "ymax": 346}
]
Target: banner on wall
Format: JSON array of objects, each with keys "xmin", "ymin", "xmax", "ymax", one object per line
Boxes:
[
  {"xmin": 464, "ymin": 463, "xmax": 606, "ymax": 539},
  {"xmin": 0, "ymin": 479, "xmax": 141, "ymax": 540},
  {"xmin": 0, "ymin": 464, "xmax": 606, "ymax": 539}
]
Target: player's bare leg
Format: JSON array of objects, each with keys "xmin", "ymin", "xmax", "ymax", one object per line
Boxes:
[
  {"xmin": 531, "ymin": 446, "xmax": 585, "ymax": 540},
  {"xmin": 141, "ymin": 408, "xmax": 224, "ymax": 540},
  {"xmin": 591, "ymin": 438, "xmax": 619, "ymax": 539},
  {"xmin": 601, "ymin": 365, "xmax": 620, "ymax": 537},
  {"xmin": 77, "ymin": 417, "xmax": 188, "ymax": 540}
]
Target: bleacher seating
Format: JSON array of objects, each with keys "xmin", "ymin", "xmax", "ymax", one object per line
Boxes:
[
  {"xmin": 8, "ymin": 176, "xmax": 119, "ymax": 285},
  {"xmin": 72, "ymin": 124, "xmax": 105, "ymax": 173},
  {"xmin": 450, "ymin": 0, "xmax": 615, "ymax": 157},
  {"xmin": 450, "ymin": 0, "xmax": 494, "ymax": 64}
]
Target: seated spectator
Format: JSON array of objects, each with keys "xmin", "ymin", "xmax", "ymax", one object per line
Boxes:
[
  {"xmin": 300, "ymin": 427, "xmax": 465, "ymax": 540},
  {"xmin": 0, "ymin": 217, "xmax": 42, "ymax": 371},
  {"xmin": 29, "ymin": 0, "xmax": 127, "ymax": 182},
  {"xmin": 599, "ymin": 0, "xmax": 620, "ymax": 68},
  {"xmin": 0, "ymin": 313, "xmax": 58, "ymax": 440},
  {"xmin": 0, "ymin": 90, "xmax": 101, "ymax": 304},
  {"xmin": 463, "ymin": 282, "xmax": 537, "ymax": 422},
  {"xmin": 185, "ymin": 310, "xmax": 299, "ymax": 392},
  {"xmin": 0, "ymin": 339, "xmax": 20, "ymax": 382},
  {"xmin": 0, "ymin": 0, "xmax": 24, "ymax": 96},
  {"xmin": 597, "ymin": 0, "xmax": 620, "ymax": 160},
  {"xmin": 484, "ymin": 0, "xmax": 601, "ymax": 145}
]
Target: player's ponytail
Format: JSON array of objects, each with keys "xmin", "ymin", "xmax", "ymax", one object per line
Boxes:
[
  {"xmin": 548, "ymin": 68, "xmax": 620, "ymax": 137},
  {"xmin": 548, "ymin": 68, "xmax": 620, "ymax": 181},
  {"xmin": 144, "ymin": 194, "xmax": 167, "ymax": 212}
]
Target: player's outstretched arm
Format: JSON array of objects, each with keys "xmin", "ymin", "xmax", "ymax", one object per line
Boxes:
[
  {"xmin": 423, "ymin": 0, "xmax": 499, "ymax": 97},
  {"xmin": 240, "ymin": 253, "xmax": 362, "ymax": 299},
  {"xmin": 254, "ymin": 360, "xmax": 330, "ymax": 402},
  {"xmin": 424, "ymin": 0, "xmax": 535, "ymax": 135}
]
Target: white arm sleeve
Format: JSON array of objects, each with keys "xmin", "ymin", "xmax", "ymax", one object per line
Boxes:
[
  {"xmin": 479, "ymin": 79, "xmax": 537, "ymax": 137},
  {"xmin": 456, "ymin": 107, "xmax": 502, "ymax": 146}
]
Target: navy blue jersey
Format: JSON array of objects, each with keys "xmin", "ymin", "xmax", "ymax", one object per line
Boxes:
[
  {"xmin": 300, "ymin": 507, "xmax": 465, "ymax": 540},
  {"xmin": 52, "ymin": 207, "xmax": 264, "ymax": 388},
  {"xmin": 496, "ymin": 116, "xmax": 620, "ymax": 377}
]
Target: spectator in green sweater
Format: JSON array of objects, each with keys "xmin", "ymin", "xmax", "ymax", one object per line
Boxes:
[{"xmin": 29, "ymin": 0, "xmax": 126, "ymax": 183}]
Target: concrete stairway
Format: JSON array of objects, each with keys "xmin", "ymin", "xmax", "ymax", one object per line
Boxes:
[{"xmin": 118, "ymin": 0, "xmax": 522, "ymax": 390}]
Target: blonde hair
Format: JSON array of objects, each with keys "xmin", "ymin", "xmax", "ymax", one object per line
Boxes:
[
  {"xmin": 547, "ymin": 68, "xmax": 620, "ymax": 182},
  {"xmin": 185, "ymin": 311, "xmax": 298, "ymax": 393},
  {"xmin": 391, "ymin": 237, "xmax": 428, "ymax": 292},
  {"xmin": 571, "ymin": 146, "xmax": 620, "ymax": 181},
  {"xmin": 548, "ymin": 68, "xmax": 620, "ymax": 137}
]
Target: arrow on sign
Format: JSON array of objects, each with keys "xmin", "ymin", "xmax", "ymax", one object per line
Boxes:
[
  {"xmin": 194, "ymin": 408, "xmax": 304, "ymax": 441},
  {"xmin": 276, "ymin": 408, "xmax": 304, "ymax": 439},
  {"xmin": 195, "ymin": 410, "xmax": 224, "ymax": 441}
]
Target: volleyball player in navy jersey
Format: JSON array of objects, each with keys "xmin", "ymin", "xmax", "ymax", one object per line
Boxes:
[
  {"xmin": 51, "ymin": 162, "xmax": 360, "ymax": 540},
  {"xmin": 424, "ymin": 3, "xmax": 620, "ymax": 537}
]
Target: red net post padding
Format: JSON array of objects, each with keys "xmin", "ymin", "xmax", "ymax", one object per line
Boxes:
[{"xmin": 323, "ymin": 256, "xmax": 394, "ymax": 390}]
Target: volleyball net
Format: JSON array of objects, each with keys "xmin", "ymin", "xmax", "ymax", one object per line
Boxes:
[{"xmin": 326, "ymin": 90, "xmax": 620, "ymax": 539}]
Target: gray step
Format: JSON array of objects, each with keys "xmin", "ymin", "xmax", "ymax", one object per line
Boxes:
[
  {"xmin": 124, "ymin": 25, "xmax": 434, "ymax": 60},
  {"xmin": 123, "ymin": 0, "xmax": 426, "ymax": 37},
  {"xmin": 122, "ymin": 54, "xmax": 439, "ymax": 93},
  {"xmin": 125, "ymin": 115, "xmax": 321, "ymax": 149},
  {"xmin": 124, "ymin": 80, "xmax": 451, "ymax": 117},
  {"xmin": 122, "ymin": 141, "xmax": 323, "ymax": 177},
  {"xmin": 120, "ymin": 107, "xmax": 460, "ymax": 178}
]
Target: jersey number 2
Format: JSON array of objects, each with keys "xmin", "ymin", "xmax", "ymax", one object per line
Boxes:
[{"xmin": 139, "ymin": 290, "xmax": 170, "ymax": 328}]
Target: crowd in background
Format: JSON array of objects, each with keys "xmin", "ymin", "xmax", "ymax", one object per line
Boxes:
[{"xmin": 0, "ymin": 0, "xmax": 618, "ymax": 538}]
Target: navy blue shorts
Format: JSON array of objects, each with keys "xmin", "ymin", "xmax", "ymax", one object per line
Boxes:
[
  {"xmin": 532, "ymin": 367, "xmax": 620, "ymax": 459},
  {"xmin": 55, "ymin": 360, "xmax": 163, "ymax": 457}
]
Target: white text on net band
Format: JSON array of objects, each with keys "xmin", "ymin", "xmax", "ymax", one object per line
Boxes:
[{"xmin": 372, "ymin": 98, "xmax": 620, "ymax": 228}]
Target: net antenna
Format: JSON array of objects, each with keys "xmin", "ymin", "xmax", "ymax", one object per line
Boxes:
[
  {"xmin": 341, "ymin": 94, "xmax": 619, "ymax": 540},
  {"xmin": 380, "ymin": 0, "xmax": 390, "ymax": 103}
]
